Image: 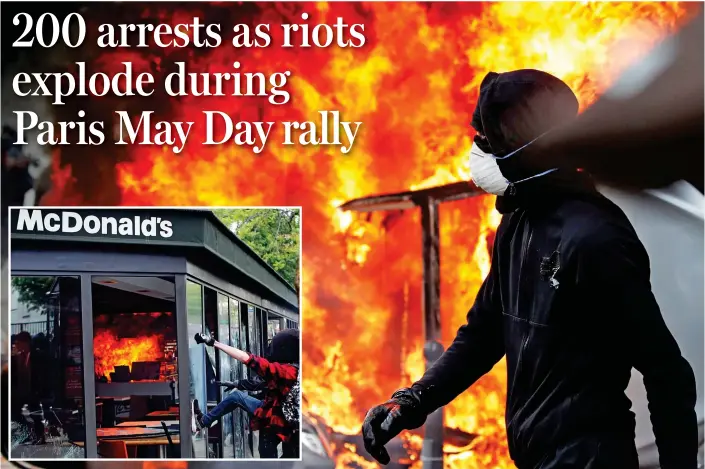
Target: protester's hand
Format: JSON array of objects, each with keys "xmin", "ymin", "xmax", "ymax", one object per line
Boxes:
[
  {"xmin": 215, "ymin": 380, "xmax": 237, "ymax": 391},
  {"xmin": 194, "ymin": 333, "xmax": 215, "ymax": 346},
  {"xmin": 362, "ymin": 388, "xmax": 427, "ymax": 465}
]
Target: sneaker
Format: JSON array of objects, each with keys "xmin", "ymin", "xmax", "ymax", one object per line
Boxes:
[
  {"xmin": 194, "ymin": 333, "xmax": 215, "ymax": 346},
  {"xmin": 192, "ymin": 399, "xmax": 206, "ymax": 432}
]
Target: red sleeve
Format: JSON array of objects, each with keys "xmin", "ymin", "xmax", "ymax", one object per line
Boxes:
[{"xmin": 246, "ymin": 354, "xmax": 298, "ymax": 384}]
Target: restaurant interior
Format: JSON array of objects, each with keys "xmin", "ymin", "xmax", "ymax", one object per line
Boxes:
[{"xmin": 90, "ymin": 276, "xmax": 180, "ymax": 458}]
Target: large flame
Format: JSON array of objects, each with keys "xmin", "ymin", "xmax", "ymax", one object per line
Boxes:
[
  {"xmin": 93, "ymin": 329, "xmax": 164, "ymax": 380},
  {"xmin": 44, "ymin": 2, "xmax": 691, "ymax": 467}
]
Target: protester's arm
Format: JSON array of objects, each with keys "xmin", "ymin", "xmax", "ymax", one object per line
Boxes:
[
  {"xmin": 363, "ymin": 230, "xmax": 505, "ymax": 464},
  {"xmin": 410, "ymin": 236, "xmax": 505, "ymax": 413},
  {"xmin": 236, "ymin": 377, "xmax": 267, "ymax": 391},
  {"xmin": 211, "ymin": 340, "xmax": 296, "ymax": 382},
  {"xmin": 215, "ymin": 377, "xmax": 265, "ymax": 391},
  {"xmin": 584, "ymin": 223, "xmax": 698, "ymax": 469},
  {"xmin": 213, "ymin": 341, "xmax": 250, "ymax": 363}
]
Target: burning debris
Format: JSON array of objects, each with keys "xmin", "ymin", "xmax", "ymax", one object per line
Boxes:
[
  {"xmin": 93, "ymin": 330, "xmax": 164, "ymax": 380},
  {"xmin": 93, "ymin": 312, "xmax": 176, "ymax": 381}
]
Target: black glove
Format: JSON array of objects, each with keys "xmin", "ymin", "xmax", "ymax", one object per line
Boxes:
[
  {"xmin": 216, "ymin": 380, "xmax": 237, "ymax": 391},
  {"xmin": 194, "ymin": 333, "xmax": 215, "ymax": 346},
  {"xmin": 362, "ymin": 387, "xmax": 427, "ymax": 465}
]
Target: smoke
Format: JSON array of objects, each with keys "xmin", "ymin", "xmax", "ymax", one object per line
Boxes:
[{"xmin": 603, "ymin": 22, "xmax": 679, "ymax": 99}]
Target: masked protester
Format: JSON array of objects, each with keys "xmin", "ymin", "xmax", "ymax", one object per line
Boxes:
[
  {"xmin": 362, "ymin": 69, "xmax": 698, "ymax": 469},
  {"xmin": 193, "ymin": 328, "xmax": 300, "ymax": 459}
]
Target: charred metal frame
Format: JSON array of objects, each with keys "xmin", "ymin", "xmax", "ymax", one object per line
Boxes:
[{"xmin": 340, "ymin": 180, "xmax": 484, "ymax": 469}]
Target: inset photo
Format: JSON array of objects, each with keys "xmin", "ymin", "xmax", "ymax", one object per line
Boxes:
[{"xmin": 7, "ymin": 207, "xmax": 301, "ymax": 461}]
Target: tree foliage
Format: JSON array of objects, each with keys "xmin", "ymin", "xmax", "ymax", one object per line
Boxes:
[
  {"xmin": 212, "ymin": 209, "xmax": 300, "ymax": 290},
  {"xmin": 11, "ymin": 277, "xmax": 55, "ymax": 313}
]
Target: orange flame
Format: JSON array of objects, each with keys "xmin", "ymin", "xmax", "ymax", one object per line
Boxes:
[
  {"xmin": 43, "ymin": 2, "xmax": 692, "ymax": 468},
  {"xmin": 93, "ymin": 330, "xmax": 163, "ymax": 379},
  {"xmin": 335, "ymin": 443, "xmax": 381, "ymax": 469}
]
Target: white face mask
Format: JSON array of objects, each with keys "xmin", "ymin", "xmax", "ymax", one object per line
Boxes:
[
  {"xmin": 469, "ymin": 136, "xmax": 559, "ymax": 196},
  {"xmin": 469, "ymin": 142, "xmax": 509, "ymax": 196}
]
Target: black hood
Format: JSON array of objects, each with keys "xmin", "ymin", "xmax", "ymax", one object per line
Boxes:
[
  {"xmin": 268, "ymin": 328, "xmax": 299, "ymax": 364},
  {"xmin": 470, "ymin": 70, "xmax": 596, "ymax": 213},
  {"xmin": 471, "ymin": 69, "xmax": 579, "ymax": 157}
]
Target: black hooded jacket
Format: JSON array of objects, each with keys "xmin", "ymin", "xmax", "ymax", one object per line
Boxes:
[{"xmin": 412, "ymin": 70, "xmax": 698, "ymax": 469}]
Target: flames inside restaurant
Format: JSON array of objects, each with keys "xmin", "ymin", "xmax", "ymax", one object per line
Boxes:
[{"xmin": 8, "ymin": 208, "xmax": 300, "ymax": 459}]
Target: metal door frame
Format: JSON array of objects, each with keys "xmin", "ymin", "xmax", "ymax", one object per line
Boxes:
[{"xmin": 10, "ymin": 249, "xmax": 189, "ymax": 459}]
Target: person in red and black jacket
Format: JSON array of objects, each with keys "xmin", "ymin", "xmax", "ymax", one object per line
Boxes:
[{"xmin": 193, "ymin": 328, "xmax": 300, "ymax": 458}]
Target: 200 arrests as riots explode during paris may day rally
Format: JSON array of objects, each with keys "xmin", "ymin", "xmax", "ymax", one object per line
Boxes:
[{"xmin": 9, "ymin": 13, "xmax": 366, "ymax": 154}]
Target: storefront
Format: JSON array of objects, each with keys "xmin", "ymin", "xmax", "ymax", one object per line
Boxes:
[{"xmin": 9, "ymin": 208, "xmax": 300, "ymax": 459}]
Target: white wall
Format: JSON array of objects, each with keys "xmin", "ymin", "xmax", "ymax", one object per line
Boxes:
[
  {"xmin": 600, "ymin": 182, "xmax": 705, "ymax": 466},
  {"xmin": 10, "ymin": 287, "xmax": 45, "ymax": 325}
]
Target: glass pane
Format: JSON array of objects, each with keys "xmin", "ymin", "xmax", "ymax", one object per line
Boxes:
[
  {"xmin": 242, "ymin": 303, "xmax": 255, "ymax": 457},
  {"xmin": 90, "ymin": 275, "xmax": 178, "ymax": 457},
  {"xmin": 217, "ymin": 294, "xmax": 234, "ymax": 458},
  {"xmin": 257, "ymin": 308, "xmax": 267, "ymax": 357},
  {"xmin": 186, "ymin": 281, "xmax": 207, "ymax": 458},
  {"xmin": 10, "ymin": 276, "xmax": 86, "ymax": 458},
  {"xmin": 248, "ymin": 305, "xmax": 260, "ymax": 362},
  {"xmin": 203, "ymin": 288, "xmax": 218, "ymax": 408},
  {"xmin": 229, "ymin": 298, "xmax": 245, "ymax": 458},
  {"xmin": 267, "ymin": 312, "xmax": 282, "ymax": 341}
]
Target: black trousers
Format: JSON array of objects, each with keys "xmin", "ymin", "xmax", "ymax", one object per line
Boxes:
[
  {"xmin": 282, "ymin": 430, "xmax": 299, "ymax": 458},
  {"xmin": 258, "ymin": 429, "xmax": 299, "ymax": 459},
  {"xmin": 258, "ymin": 429, "xmax": 279, "ymax": 458}
]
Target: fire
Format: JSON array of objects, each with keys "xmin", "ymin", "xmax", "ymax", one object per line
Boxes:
[
  {"xmin": 93, "ymin": 329, "xmax": 163, "ymax": 379},
  {"xmin": 42, "ymin": 2, "xmax": 692, "ymax": 468},
  {"xmin": 335, "ymin": 443, "xmax": 381, "ymax": 469}
]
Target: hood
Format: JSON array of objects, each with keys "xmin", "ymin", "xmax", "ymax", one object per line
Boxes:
[
  {"xmin": 470, "ymin": 69, "xmax": 594, "ymax": 212},
  {"xmin": 268, "ymin": 328, "xmax": 299, "ymax": 364},
  {"xmin": 471, "ymin": 69, "xmax": 579, "ymax": 156}
]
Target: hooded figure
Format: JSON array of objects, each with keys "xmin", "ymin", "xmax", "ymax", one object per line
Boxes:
[
  {"xmin": 362, "ymin": 70, "xmax": 698, "ymax": 469},
  {"xmin": 468, "ymin": 69, "xmax": 593, "ymax": 214}
]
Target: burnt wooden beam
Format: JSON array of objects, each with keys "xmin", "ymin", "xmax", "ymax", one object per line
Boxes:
[
  {"xmin": 420, "ymin": 196, "xmax": 444, "ymax": 469},
  {"xmin": 338, "ymin": 181, "xmax": 483, "ymax": 213}
]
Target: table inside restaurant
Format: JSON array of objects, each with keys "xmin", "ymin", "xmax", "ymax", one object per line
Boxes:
[
  {"xmin": 87, "ymin": 425, "xmax": 181, "ymax": 458},
  {"xmin": 117, "ymin": 420, "xmax": 179, "ymax": 428},
  {"xmin": 97, "ymin": 427, "xmax": 176, "ymax": 438},
  {"xmin": 145, "ymin": 409, "xmax": 179, "ymax": 419}
]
